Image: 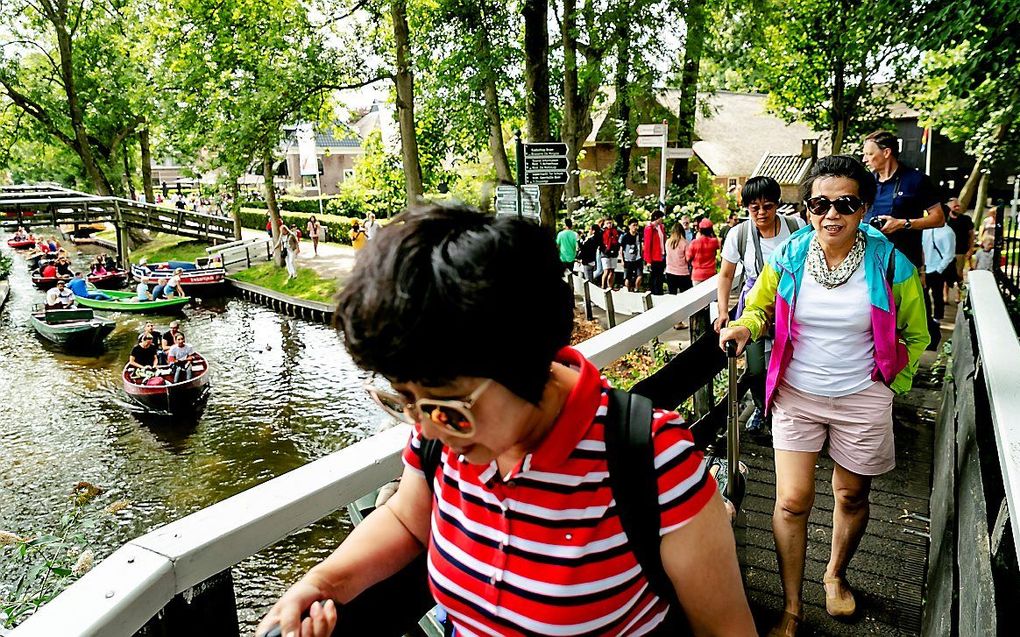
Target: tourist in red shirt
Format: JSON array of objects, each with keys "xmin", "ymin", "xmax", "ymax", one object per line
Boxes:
[
  {"xmin": 686, "ymin": 218, "xmax": 721, "ymax": 284},
  {"xmin": 257, "ymin": 205, "xmax": 755, "ymax": 637}
]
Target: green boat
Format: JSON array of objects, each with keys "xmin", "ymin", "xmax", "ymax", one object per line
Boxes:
[
  {"xmin": 73, "ymin": 288, "xmax": 191, "ymax": 314},
  {"xmin": 30, "ymin": 307, "xmax": 116, "ymax": 349}
]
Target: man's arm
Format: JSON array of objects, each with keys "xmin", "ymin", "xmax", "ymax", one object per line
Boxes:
[{"xmin": 883, "ymin": 202, "xmax": 944, "ymax": 232}]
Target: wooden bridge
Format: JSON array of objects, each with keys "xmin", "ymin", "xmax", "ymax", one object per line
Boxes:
[
  {"xmin": 0, "ymin": 184, "xmax": 234, "ymax": 243},
  {"xmin": 7, "ymin": 273, "xmax": 1020, "ymax": 637}
]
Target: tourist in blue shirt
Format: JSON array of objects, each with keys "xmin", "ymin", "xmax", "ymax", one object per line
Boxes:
[
  {"xmin": 861, "ymin": 130, "xmax": 945, "ymax": 270},
  {"xmin": 68, "ymin": 272, "xmax": 110, "ymax": 300},
  {"xmin": 922, "ymin": 225, "xmax": 956, "ymax": 321}
]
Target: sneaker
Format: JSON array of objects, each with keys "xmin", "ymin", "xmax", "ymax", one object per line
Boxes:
[{"xmin": 746, "ymin": 408, "xmax": 764, "ymax": 433}]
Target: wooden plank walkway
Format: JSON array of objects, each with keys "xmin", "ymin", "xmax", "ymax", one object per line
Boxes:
[{"xmin": 738, "ymin": 323, "xmax": 947, "ymax": 635}]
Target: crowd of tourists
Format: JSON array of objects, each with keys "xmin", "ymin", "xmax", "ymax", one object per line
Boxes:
[{"xmin": 246, "ymin": 132, "xmax": 987, "ymax": 637}]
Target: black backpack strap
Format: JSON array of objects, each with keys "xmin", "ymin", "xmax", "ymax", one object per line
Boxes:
[
  {"xmin": 420, "ymin": 437, "xmax": 444, "ymax": 494},
  {"xmin": 886, "ymin": 248, "xmax": 897, "ymax": 285},
  {"xmin": 603, "ymin": 389, "xmax": 686, "ymax": 621}
]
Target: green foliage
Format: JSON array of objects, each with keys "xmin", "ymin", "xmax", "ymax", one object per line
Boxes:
[
  {"xmin": 0, "ymin": 249, "xmax": 12, "ymax": 279},
  {"xmin": 1, "ymin": 482, "xmax": 129, "ymax": 628},
  {"xmin": 231, "ymin": 262, "xmax": 338, "ymax": 303},
  {"xmin": 912, "ymin": 1, "xmax": 1020, "ymax": 171},
  {"xmin": 243, "ymin": 197, "xmax": 337, "ymax": 216},
  {"xmin": 131, "ymin": 238, "xmax": 211, "ymax": 265},
  {"xmin": 335, "ymin": 130, "xmax": 407, "ymax": 219}
]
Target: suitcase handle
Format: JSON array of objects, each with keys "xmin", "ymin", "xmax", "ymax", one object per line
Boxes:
[{"xmin": 725, "ymin": 340, "xmax": 740, "ymax": 499}]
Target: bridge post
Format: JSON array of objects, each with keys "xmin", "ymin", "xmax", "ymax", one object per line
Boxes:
[
  {"xmin": 113, "ymin": 200, "xmax": 131, "ymax": 269},
  {"xmin": 690, "ymin": 307, "xmax": 712, "ymax": 419}
]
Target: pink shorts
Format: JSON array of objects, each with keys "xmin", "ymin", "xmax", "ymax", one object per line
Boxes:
[{"xmin": 771, "ymin": 380, "xmax": 895, "ymax": 476}]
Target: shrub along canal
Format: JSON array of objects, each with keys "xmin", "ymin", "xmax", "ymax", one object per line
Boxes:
[{"xmin": 0, "ymin": 243, "xmax": 384, "ymax": 629}]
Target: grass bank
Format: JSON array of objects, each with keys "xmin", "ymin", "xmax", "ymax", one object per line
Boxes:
[
  {"xmin": 130, "ymin": 236, "xmax": 210, "ymax": 264},
  {"xmin": 231, "ymin": 262, "xmax": 338, "ymax": 304}
]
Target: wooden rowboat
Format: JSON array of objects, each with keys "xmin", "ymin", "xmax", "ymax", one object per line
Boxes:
[
  {"xmin": 29, "ymin": 307, "xmax": 116, "ymax": 350},
  {"xmin": 131, "ymin": 258, "xmax": 225, "ymax": 293},
  {"xmin": 122, "ymin": 352, "xmax": 210, "ymax": 413},
  {"xmin": 7, "ymin": 239, "xmax": 35, "ymax": 249},
  {"xmin": 73, "ymin": 288, "xmax": 191, "ymax": 314},
  {"xmin": 31, "ymin": 274, "xmax": 71, "ymax": 290}
]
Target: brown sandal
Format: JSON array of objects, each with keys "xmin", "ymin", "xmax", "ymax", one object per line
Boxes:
[
  {"xmin": 767, "ymin": 611, "xmax": 801, "ymax": 637},
  {"xmin": 823, "ymin": 575, "xmax": 857, "ymax": 617}
]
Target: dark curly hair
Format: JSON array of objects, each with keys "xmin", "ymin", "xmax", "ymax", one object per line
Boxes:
[
  {"xmin": 334, "ymin": 204, "xmax": 574, "ymax": 404},
  {"xmin": 799, "ymin": 155, "xmax": 877, "ymax": 206}
]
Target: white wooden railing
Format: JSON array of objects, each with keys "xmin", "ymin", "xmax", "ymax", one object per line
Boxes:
[{"xmin": 11, "ymin": 280, "xmax": 721, "ymax": 636}]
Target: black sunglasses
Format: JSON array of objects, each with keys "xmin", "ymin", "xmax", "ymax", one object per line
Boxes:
[{"xmin": 805, "ymin": 195, "xmax": 865, "ymax": 216}]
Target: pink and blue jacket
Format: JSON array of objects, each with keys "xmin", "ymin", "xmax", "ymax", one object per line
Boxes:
[{"xmin": 730, "ymin": 224, "xmax": 930, "ymax": 411}]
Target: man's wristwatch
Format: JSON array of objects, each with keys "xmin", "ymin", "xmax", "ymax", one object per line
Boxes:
[{"xmin": 903, "ymin": 219, "xmax": 913, "ymax": 230}]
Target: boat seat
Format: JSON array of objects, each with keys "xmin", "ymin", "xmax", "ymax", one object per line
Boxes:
[
  {"xmin": 45, "ymin": 308, "xmax": 94, "ymax": 322},
  {"xmin": 191, "ymin": 363, "xmax": 205, "ymax": 372}
]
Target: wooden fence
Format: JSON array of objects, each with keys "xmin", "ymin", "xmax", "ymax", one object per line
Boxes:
[{"xmin": 923, "ymin": 272, "xmax": 1020, "ymax": 636}]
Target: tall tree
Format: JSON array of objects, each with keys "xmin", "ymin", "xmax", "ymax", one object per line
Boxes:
[
  {"xmin": 0, "ymin": 0, "xmax": 152, "ymax": 195},
  {"xmin": 158, "ymin": 0, "xmax": 384, "ymax": 262},
  {"xmin": 708, "ymin": 0, "xmax": 910, "ymax": 154},
  {"xmin": 912, "ymin": 0, "xmax": 1020, "ymax": 209},
  {"xmin": 523, "ymin": 0, "xmax": 556, "ymax": 225},
  {"xmin": 671, "ymin": 0, "xmax": 707, "ymax": 187},
  {"xmin": 391, "ymin": 0, "xmax": 424, "ymax": 203}
]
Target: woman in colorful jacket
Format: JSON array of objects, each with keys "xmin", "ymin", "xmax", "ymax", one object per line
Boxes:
[{"xmin": 719, "ymin": 155, "xmax": 929, "ymax": 637}]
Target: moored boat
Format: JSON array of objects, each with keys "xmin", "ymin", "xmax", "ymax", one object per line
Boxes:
[
  {"xmin": 131, "ymin": 257, "xmax": 225, "ymax": 293},
  {"xmin": 87, "ymin": 270, "xmax": 128, "ymax": 289},
  {"xmin": 122, "ymin": 352, "xmax": 210, "ymax": 413},
  {"xmin": 31, "ymin": 273, "xmax": 70, "ymax": 290},
  {"xmin": 29, "ymin": 306, "xmax": 116, "ymax": 350},
  {"xmin": 73, "ymin": 288, "xmax": 191, "ymax": 314}
]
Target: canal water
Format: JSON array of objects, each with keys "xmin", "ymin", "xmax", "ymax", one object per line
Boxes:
[{"xmin": 0, "ymin": 243, "xmax": 391, "ymax": 630}]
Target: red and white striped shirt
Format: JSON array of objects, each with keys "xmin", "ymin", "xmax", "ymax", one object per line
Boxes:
[{"xmin": 402, "ymin": 347, "xmax": 716, "ymax": 636}]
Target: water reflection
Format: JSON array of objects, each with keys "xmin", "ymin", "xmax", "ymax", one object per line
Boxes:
[{"xmin": 0, "ymin": 241, "xmax": 389, "ymax": 630}]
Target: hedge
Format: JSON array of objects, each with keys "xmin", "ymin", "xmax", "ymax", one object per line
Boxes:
[
  {"xmin": 242, "ymin": 192, "xmax": 404, "ymax": 220},
  {"xmin": 242, "ymin": 197, "xmax": 331, "ymax": 216},
  {"xmin": 239, "ymin": 208, "xmax": 361, "ymax": 245}
]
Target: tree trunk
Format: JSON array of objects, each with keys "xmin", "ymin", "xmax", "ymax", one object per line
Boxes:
[
  {"xmin": 973, "ymin": 172, "xmax": 990, "ymax": 226},
  {"xmin": 123, "ymin": 143, "xmax": 136, "ymax": 199},
  {"xmin": 611, "ymin": 11, "xmax": 632, "ymax": 186},
  {"xmin": 263, "ymin": 146, "xmax": 284, "ymax": 267},
  {"xmin": 561, "ymin": 0, "xmax": 581, "ymax": 215},
  {"xmin": 671, "ymin": 0, "xmax": 707, "ymax": 189},
  {"xmin": 139, "ymin": 128, "xmax": 154, "ymax": 203},
  {"xmin": 468, "ymin": 3, "xmax": 512, "ymax": 183},
  {"xmin": 230, "ymin": 177, "xmax": 242, "ymax": 240},
  {"xmin": 523, "ymin": 0, "xmax": 557, "ymax": 225},
  {"xmin": 53, "ymin": 20, "xmax": 113, "ymax": 195},
  {"xmin": 830, "ymin": 51, "xmax": 847, "ymax": 155},
  {"xmin": 958, "ymin": 155, "xmax": 984, "ymax": 212},
  {"xmin": 391, "ymin": 0, "xmax": 424, "ymax": 205}
]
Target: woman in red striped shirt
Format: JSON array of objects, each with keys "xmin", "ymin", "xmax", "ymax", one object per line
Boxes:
[{"xmin": 257, "ymin": 205, "xmax": 755, "ymax": 637}]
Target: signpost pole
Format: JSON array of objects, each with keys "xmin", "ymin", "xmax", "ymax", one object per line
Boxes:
[
  {"xmin": 659, "ymin": 119, "xmax": 669, "ymax": 211},
  {"xmin": 515, "ymin": 131, "xmax": 525, "ymax": 219}
]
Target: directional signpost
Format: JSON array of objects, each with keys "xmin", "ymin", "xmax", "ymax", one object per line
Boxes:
[
  {"xmin": 506, "ymin": 133, "xmax": 570, "ymax": 221},
  {"xmin": 496, "ymin": 185, "xmax": 540, "ymax": 219}
]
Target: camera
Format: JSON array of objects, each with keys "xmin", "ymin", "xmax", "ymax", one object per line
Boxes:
[{"xmin": 869, "ymin": 217, "xmax": 887, "ymax": 231}]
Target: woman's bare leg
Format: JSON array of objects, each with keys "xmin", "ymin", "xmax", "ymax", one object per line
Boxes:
[{"xmin": 773, "ymin": 449, "xmax": 819, "ymax": 616}]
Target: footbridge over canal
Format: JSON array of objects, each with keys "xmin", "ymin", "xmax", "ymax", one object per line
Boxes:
[
  {"xmin": 7, "ymin": 272, "xmax": 1020, "ymax": 637},
  {"xmin": 0, "ymin": 185, "xmax": 235, "ymax": 260}
]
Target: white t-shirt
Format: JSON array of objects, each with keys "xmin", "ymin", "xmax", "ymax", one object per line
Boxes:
[
  {"xmin": 46, "ymin": 286, "xmax": 74, "ymax": 306},
  {"xmin": 721, "ymin": 216, "xmax": 804, "ymax": 279},
  {"xmin": 783, "ymin": 266, "xmax": 876, "ymax": 397}
]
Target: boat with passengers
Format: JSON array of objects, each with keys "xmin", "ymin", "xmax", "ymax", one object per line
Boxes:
[
  {"xmin": 122, "ymin": 352, "xmax": 211, "ymax": 413},
  {"xmin": 131, "ymin": 256, "xmax": 225, "ymax": 292}
]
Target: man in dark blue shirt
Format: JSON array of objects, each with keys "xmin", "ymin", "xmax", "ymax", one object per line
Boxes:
[{"xmin": 862, "ymin": 130, "xmax": 944, "ymax": 270}]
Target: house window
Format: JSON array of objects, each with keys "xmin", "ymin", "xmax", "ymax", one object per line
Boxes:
[
  {"xmin": 302, "ymin": 175, "xmax": 317, "ymax": 189},
  {"xmin": 635, "ymin": 156, "xmax": 648, "ymax": 184},
  {"xmin": 343, "ymin": 168, "xmax": 356, "ymax": 181}
]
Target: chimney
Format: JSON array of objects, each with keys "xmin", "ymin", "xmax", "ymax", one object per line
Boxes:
[{"xmin": 801, "ymin": 138, "xmax": 818, "ymax": 162}]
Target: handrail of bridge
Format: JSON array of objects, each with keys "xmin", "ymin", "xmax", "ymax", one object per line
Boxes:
[
  {"xmin": 9, "ymin": 278, "xmax": 720, "ymax": 636},
  {"xmin": 967, "ymin": 271, "xmax": 1020, "ymax": 566}
]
